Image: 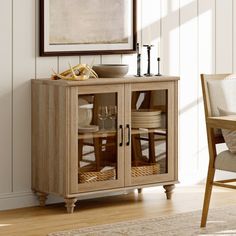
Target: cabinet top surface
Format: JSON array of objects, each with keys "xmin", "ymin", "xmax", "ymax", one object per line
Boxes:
[{"xmin": 32, "ymin": 76, "xmax": 179, "ymax": 87}]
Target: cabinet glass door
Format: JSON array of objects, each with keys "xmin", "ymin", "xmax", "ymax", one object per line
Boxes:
[
  {"xmin": 69, "ymin": 85, "xmax": 124, "ymax": 193},
  {"xmin": 125, "ymin": 83, "xmax": 176, "ymax": 186}
]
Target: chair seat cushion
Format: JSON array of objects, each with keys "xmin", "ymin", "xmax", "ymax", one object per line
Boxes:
[{"xmin": 215, "ymin": 150, "xmax": 236, "ymax": 172}]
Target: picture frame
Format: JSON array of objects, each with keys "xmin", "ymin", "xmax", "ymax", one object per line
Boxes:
[{"xmin": 40, "ymin": 0, "xmax": 137, "ymax": 56}]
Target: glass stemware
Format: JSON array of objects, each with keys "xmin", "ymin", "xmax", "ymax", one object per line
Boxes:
[
  {"xmin": 108, "ymin": 105, "xmax": 117, "ymax": 130},
  {"xmin": 98, "ymin": 106, "xmax": 108, "ymax": 130}
]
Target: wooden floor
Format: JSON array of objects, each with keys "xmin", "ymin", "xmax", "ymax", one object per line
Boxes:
[{"xmin": 0, "ymin": 185, "xmax": 236, "ymax": 236}]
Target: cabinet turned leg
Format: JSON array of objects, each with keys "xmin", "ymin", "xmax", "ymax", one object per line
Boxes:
[
  {"xmin": 64, "ymin": 198, "xmax": 77, "ymax": 213},
  {"xmin": 36, "ymin": 192, "xmax": 48, "ymax": 207},
  {"xmin": 138, "ymin": 188, "xmax": 143, "ymax": 194},
  {"xmin": 163, "ymin": 184, "xmax": 175, "ymax": 200}
]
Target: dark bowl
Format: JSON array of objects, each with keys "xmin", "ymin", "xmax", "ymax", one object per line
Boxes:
[{"xmin": 92, "ymin": 64, "xmax": 129, "ymax": 78}]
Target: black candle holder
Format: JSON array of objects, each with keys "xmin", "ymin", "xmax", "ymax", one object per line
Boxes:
[
  {"xmin": 155, "ymin": 57, "xmax": 162, "ymax": 76},
  {"xmin": 135, "ymin": 43, "xmax": 142, "ymax": 77},
  {"xmin": 143, "ymin": 45, "xmax": 154, "ymax": 77}
]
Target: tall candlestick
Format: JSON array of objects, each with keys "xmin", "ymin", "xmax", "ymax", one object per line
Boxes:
[
  {"xmin": 135, "ymin": 43, "xmax": 142, "ymax": 77},
  {"xmin": 143, "ymin": 45, "xmax": 154, "ymax": 77}
]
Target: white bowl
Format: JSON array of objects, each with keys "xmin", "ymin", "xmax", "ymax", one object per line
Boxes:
[{"xmin": 92, "ymin": 64, "xmax": 129, "ymax": 78}]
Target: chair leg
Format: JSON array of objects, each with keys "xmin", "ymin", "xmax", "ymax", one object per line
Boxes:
[
  {"xmin": 148, "ymin": 132, "xmax": 155, "ymax": 163},
  {"xmin": 93, "ymin": 137, "xmax": 101, "ymax": 170},
  {"xmin": 201, "ymin": 166, "xmax": 216, "ymax": 227}
]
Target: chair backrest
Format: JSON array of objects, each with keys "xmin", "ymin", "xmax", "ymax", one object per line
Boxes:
[{"xmin": 201, "ymin": 74, "xmax": 230, "ymax": 144}]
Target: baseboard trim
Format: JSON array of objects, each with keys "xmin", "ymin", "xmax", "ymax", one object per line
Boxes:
[{"xmin": 0, "ymin": 191, "xmax": 63, "ymax": 211}]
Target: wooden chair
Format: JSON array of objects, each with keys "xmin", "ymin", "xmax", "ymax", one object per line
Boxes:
[{"xmin": 200, "ymin": 74, "xmax": 236, "ymax": 227}]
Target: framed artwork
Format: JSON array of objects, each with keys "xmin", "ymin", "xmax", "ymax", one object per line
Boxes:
[{"xmin": 40, "ymin": 0, "xmax": 137, "ymax": 56}]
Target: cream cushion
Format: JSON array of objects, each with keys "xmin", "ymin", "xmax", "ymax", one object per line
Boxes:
[
  {"xmin": 207, "ymin": 78, "xmax": 236, "ymax": 116},
  {"xmin": 218, "ymin": 107, "xmax": 236, "ymax": 153},
  {"xmin": 215, "ymin": 150, "xmax": 236, "ymax": 172},
  {"xmin": 207, "ymin": 77, "xmax": 236, "ymax": 137}
]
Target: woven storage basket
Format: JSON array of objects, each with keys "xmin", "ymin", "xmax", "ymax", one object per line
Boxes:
[
  {"xmin": 131, "ymin": 162, "xmax": 160, "ymax": 177},
  {"xmin": 78, "ymin": 165, "xmax": 116, "ymax": 183}
]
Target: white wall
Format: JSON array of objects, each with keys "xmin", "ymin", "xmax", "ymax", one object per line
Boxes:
[{"xmin": 0, "ymin": 0, "xmax": 235, "ymax": 210}]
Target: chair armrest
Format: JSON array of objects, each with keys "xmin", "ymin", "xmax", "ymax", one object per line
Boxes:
[{"xmin": 207, "ymin": 116, "xmax": 236, "ymax": 130}]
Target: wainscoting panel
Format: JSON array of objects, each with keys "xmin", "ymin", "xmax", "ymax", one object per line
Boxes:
[
  {"xmin": 101, "ymin": 55, "xmax": 122, "ymax": 64},
  {"xmin": 36, "ymin": 57, "xmax": 58, "ymax": 78},
  {"xmin": 122, "ymin": 54, "xmax": 136, "ymax": 75},
  {"xmin": 12, "ymin": 0, "xmax": 36, "ymax": 192},
  {"xmin": 179, "ymin": 0, "xmax": 198, "ymax": 183},
  {"xmin": 80, "ymin": 56, "xmax": 101, "ymax": 65},
  {"xmin": 198, "ymin": 0, "xmax": 216, "ymax": 74},
  {"xmin": 0, "ymin": 0, "xmax": 13, "ymax": 194},
  {"xmin": 215, "ymin": 0, "xmax": 233, "ymax": 73},
  {"xmin": 161, "ymin": 0, "xmax": 180, "ymax": 76},
  {"xmin": 35, "ymin": 0, "xmax": 58, "ymax": 78},
  {"xmin": 141, "ymin": 0, "xmax": 161, "ymax": 75},
  {"xmin": 58, "ymin": 57, "xmax": 80, "ymax": 73},
  {"xmin": 198, "ymin": 0, "xmax": 216, "ymax": 179}
]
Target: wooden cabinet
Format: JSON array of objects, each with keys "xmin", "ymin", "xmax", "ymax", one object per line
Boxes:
[{"xmin": 31, "ymin": 76, "xmax": 179, "ymax": 213}]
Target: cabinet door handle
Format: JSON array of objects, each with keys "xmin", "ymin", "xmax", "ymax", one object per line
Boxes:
[
  {"xmin": 119, "ymin": 125, "xmax": 123, "ymax": 147},
  {"xmin": 126, "ymin": 124, "xmax": 131, "ymax": 146}
]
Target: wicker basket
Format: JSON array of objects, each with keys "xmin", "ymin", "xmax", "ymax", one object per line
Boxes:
[
  {"xmin": 131, "ymin": 161, "xmax": 160, "ymax": 177},
  {"xmin": 78, "ymin": 165, "xmax": 116, "ymax": 183}
]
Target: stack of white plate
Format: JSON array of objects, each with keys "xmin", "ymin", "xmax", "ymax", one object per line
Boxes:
[
  {"xmin": 78, "ymin": 125, "xmax": 99, "ymax": 133},
  {"xmin": 131, "ymin": 109, "xmax": 162, "ymax": 128}
]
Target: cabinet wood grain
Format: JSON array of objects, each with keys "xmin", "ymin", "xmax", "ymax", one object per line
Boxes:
[{"xmin": 32, "ymin": 76, "xmax": 179, "ymax": 213}]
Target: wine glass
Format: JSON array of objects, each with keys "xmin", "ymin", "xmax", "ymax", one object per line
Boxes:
[
  {"xmin": 108, "ymin": 105, "xmax": 117, "ymax": 130},
  {"xmin": 98, "ymin": 106, "xmax": 108, "ymax": 130}
]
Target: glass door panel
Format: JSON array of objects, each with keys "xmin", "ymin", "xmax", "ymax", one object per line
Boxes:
[
  {"xmin": 77, "ymin": 92, "xmax": 121, "ymax": 190},
  {"xmin": 131, "ymin": 90, "xmax": 168, "ymax": 178},
  {"xmin": 125, "ymin": 84, "xmax": 175, "ymax": 186}
]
